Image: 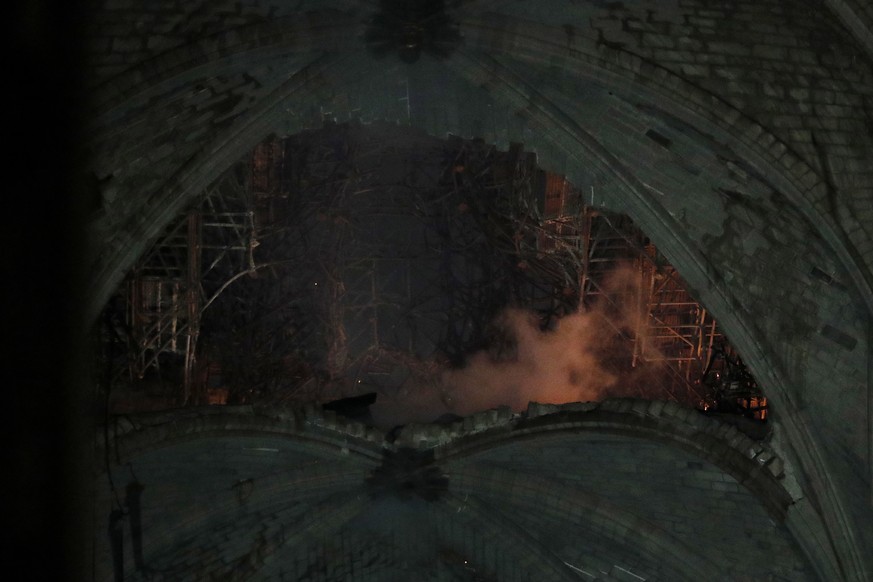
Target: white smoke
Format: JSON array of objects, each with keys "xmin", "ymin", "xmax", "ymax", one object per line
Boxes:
[{"xmin": 370, "ymin": 267, "xmax": 667, "ymax": 427}]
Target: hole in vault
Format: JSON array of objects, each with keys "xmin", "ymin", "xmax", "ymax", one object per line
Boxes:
[{"xmin": 95, "ymin": 123, "xmax": 766, "ymax": 427}]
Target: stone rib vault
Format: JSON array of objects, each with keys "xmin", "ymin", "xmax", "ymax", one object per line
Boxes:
[
  {"xmin": 98, "ymin": 400, "xmax": 811, "ymax": 581},
  {"xmin": 50, "ymin": 0, "xmax": 873, "ymax": 579}
]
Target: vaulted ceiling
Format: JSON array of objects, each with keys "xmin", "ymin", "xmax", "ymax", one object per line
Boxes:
[
  {"xmin": 38, "ymin": 0, "xmax": 873, "ymax": 579},
  {"xmin": 96, "ymin": 401, "xmax": 810, "ymax": 581}
]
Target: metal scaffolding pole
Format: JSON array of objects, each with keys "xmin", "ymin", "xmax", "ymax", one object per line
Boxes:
[{"xmin": 103, "ymin": 125, "xmax": 760, "ymax": 418}]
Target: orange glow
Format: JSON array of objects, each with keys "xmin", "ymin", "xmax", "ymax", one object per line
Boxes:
[{"xmin": 207, "ymin": 388, "xmax": 229, "ymax": 405}]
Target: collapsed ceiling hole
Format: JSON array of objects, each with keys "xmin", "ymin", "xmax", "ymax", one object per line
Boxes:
[{"xmin": 95, "ymin": 123, "xmax": 766, "ymax": 428}]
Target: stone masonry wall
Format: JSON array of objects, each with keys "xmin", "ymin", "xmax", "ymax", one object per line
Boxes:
[{"xmin": 82, "ymin": 0, "xmax": 873, "ymax": 578}]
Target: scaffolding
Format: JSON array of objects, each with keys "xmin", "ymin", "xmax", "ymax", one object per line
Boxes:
[
  {"xmin": 423, "ymin": 140, "xmax": 727, "ymax": 405},
  {"xmin": 104, "ymin": 123, "xmax": 762, "ymax": 415},
  {"xmin": 539, "ymin": 202, "xmax": 724, "ymax": 404},
  {"xmin": 118, "ymin": 173, "xmax": 256, "ymax": 404}
]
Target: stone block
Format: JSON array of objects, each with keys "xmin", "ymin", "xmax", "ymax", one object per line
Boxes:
[
  {"xmin": 347, "ymin": 422, "xmax": 365, "ymax": 439},
  {"xmin": 752, "ymin": 44, "xmax": 787, "ymax": 60},
  {"xmin": 767, "ymin": 456, "xmax": 785, "ymax": 478},
  {"xmin": 754, "ymin": 449, "xmax": 775, "ymax": 466},
  {"xmin": 527, "ymin": 401, "xmax": 560, "ymax": 417},
  {"xmin": 473, "ymin": 412, "xmax": 491, "ymax": 431},
  {"xmin": 641, "ymin": 32, "xmax": 675, "ymax": 48},
  {"xmin": 645, "ymin": 400, "xmax": 666, "ymax": 417},
  {"xmin": 600, "ymin": 398, "xmax": 634, "ymax": 413},
  {"xmin": 679, "ymin": 63, "xmax": 710, "ymax": 77},
  {"xmin": 365, "ymin": 428, "xmax": 382, "ymax": 443},
  {"xmin": 561, "ymin": 401, "xmax": 599, "ymax": 413},
  {"xmin": 660, "ymin": 400, "xmax": 683, "ymax": 417},
  {"xmin": 707, "ymin": 41, "xmax": 752, "ymax": 56}
]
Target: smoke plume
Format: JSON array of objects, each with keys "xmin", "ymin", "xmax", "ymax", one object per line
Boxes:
[{"xmin": 370, "ymin": 267, "xmax": 667, "ymax": 427}]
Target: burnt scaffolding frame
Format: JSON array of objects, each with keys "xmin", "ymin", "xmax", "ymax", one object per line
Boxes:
[
  {"xmin": 541, "ymin": 196, "xmax": 723, "ymax": 404},
  {"xmin": 208, "ymin": 131, "xmax": 453, "ymax": 404},
  {"xmin": 442, "ymin": 144, "xmax": 724, "ymax": 404},
  {"xmin": 114, "ymin": 129, "xmax": 731, "ymax": 409},
  {"xmin": 297, "ymin": 133, "xmax": 470, "ymax": 401},
  {"xmin": 121, "ymin": 173, "xmax": 257, "ymax": 404}
]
